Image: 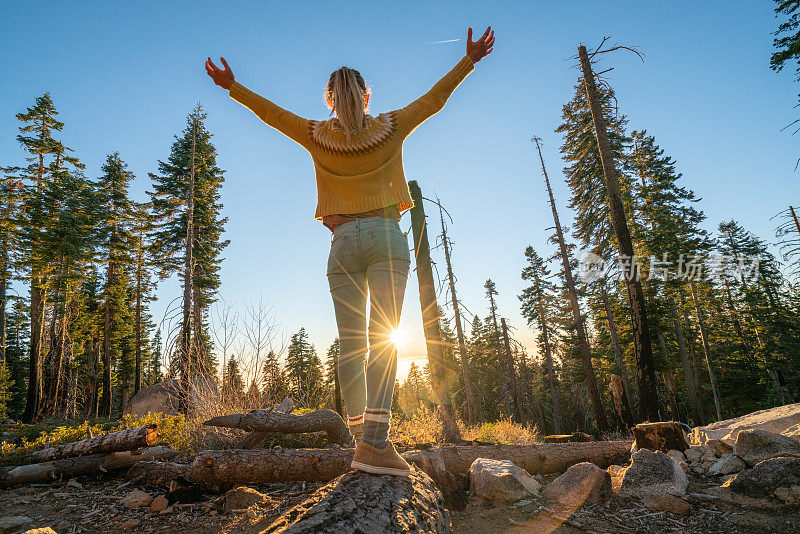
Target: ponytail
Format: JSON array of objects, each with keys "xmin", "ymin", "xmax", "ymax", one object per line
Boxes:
[{"xmin": 325, "ymin": 67, "xmax": 369, "ymax": 136}]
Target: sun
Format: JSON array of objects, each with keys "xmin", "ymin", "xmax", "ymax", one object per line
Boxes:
[{"xmin": 390, "ymin": 328, "xmax": 408, "ymax": 348}]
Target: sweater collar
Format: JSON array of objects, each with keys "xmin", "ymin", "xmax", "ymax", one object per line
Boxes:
[{"xmin": 310, "ymin": 112, "xmax": 394, "ymax": 153}]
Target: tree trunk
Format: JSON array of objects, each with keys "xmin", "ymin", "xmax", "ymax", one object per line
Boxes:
[
  {"xmin": 23, "ymin": 277, "xmax": 45, "ymax": 423},
  {"xmin": 533, "ymin": 136, "xmax": 608, "ymax": 431},
  {"xmin": 532, "ymin": 267, "xmax": 562, "ymax": 434},
  {"xmin": 690, "ymin": 282, "xmax": 723, "ymax": 420},
  {"xmin": 600, "ymin": 285, "xmax": 635, "ymax": 417},
  {"xmin": 577, "ymin": 45, "xmax": 659, "ymax": 423},
  {"xmin": 180, "ymin": 124, "xmax": 196, "ymax": 413},
  {"xmin": 31, "ymin": 425, "xmax": 158, "ymax": 462},
  {"xmin": 204, "ymin": 408, "xmax": 353, "ymax": 447},
  {"xmin": 0, "ymin": 446, "xmax": 177, "ymax": 487},
  {"xmin": 408, "ymin": 181, "xmax": 460, "ymax": 442},
  {"xmin": 263, "ymin": 467, "xmax": 450, "ymax": 534},
  {"xmin": 669, "ymin": 295, "xmax": 702, "ymax": 425},
  {"xmin": 134, "ymin": 251, "xmax": 143, "ymax": 395},
  {"xmin": 439, "ymin": 204, "xmax": 478, "ymax": 425},
  {"xmin": 500, "ymin": 318, "xmax": 522, "ymax": 422},
  {"xmin": 101, "ymin": 261, "xmax": 114, "ymax": 418},
  {"xmin": 610, "ymin": 374, "xmax": 636, "ymax": 430},
  {"xmin": 188, "ymin": 441, "xmax": 633, "ymax": 487}
]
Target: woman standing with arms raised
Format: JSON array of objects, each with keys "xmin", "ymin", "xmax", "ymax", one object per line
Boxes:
[{"xmin": 206, "ymin": 26, "xmax": 494, "ymax": 476}]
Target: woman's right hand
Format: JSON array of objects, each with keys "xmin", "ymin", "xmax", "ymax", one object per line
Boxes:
[
  {"xmin": 206, "ymin": 57, "xmax": 235, "ymax": 90},
  {"xmin": 466, "ymin": 27, "xmax": 494, "ymax": 64}
]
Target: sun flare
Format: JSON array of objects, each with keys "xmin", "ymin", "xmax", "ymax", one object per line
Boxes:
[{"xmin": 390, "ymin": 328, "xmax": 408, "ymax": 348}]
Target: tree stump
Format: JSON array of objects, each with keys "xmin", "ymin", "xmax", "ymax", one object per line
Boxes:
[
  {"xmin": 633, "ymin": 422, "xmax": 689, "ymax": 452},
  {"xmin": 263, "ymin": 466, "xmax": 450, "ymax": 534}
]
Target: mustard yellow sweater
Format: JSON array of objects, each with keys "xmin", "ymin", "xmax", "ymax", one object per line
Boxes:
[{"xmin": 229, "ymin": 55, "xmax": 475, "ymax": 219}]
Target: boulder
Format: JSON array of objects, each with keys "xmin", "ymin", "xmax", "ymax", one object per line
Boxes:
[
  {"xmin": 469, "ymin": 458, "xmax": 541, "ymax": 503},
  {"xmin": 542, "ymin": 462, "xmax": 611, "ymax": 509},
  {"xmin": 633, "ymin": 422, "xmax": 689, "ymax": 452},
  {"xmin": 124, "ymin": 379, "xmax": 181, "ymax": 417},
  {"xmin": 224, "ymin": 486, "xmax": 272, "ymax": 512},
  {"xmin": 121, "ymin": 489, "xmax": 153, "ymax": 509},
  {"xmin": 642, "ymin": 493, "xmax": 691, "ymax": 515},
  {"xmin": 727, "ymin": 457, "xmax": 800, "ymax": 498},
  {"xmin": 666, "ymin": 450, "xmax": 686, "ymax": 463},
  {"xmin": 701, "ymin": 449, "xmax": 719, "ymax": 463},
  {"xmin": 689, "ymin": 403, "xmax": 800, "ymax": 446},
  {"xmin": 124, "ymin": 377, "xmax": 219, "ymax": 417},
  {"xmin": 783, "ymin": 423, "xmax": 800, "ymax": 440},
  {"xmin": 707, "ymin": 454, "xmax": 747, "ymax": 476},
  {"xmin": 684, "ymin": 446, "xmax": 705, "ymax": 463},
  {"xmin": 607, "ymin": 465, "xmax": 626, "ymax": 493},
  {"xmin": 733, "ymin": 429, "xmax": 800, "ymax": 466},
  {"xmin": 618, "ymin": 449, "xmax": 688, "ymax": 498},
  {"xmin": 0, "ymin": 516, "xmax": 32, "ymax": 534},
  {"xmin": 707, "ymin": 439, "xmax": 733, "ymax": 456},
  {"xmin": 774, "ymin": 485, "xmax": 800, "ymax": 505}
]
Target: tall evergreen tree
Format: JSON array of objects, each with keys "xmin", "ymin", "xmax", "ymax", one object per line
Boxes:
[
  {"xmin": 149, "ymin": 106, "xmax": 228, "ymax": 398},
  {"xmin": 10, "ymin": 94, "xmax": 83, "ymax": 422}
]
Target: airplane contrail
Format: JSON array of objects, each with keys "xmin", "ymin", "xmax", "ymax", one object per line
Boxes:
[{"xmin": 427, "ymin": 38, "xmax": 461, "ymax": 44}]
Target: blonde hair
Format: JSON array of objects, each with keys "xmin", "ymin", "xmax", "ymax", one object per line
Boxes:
[{"xmin": 325, "ymin": 67, "xmax": 369, "ymax": 136}]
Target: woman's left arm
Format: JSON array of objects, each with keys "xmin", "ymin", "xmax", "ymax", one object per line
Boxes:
[{"xmin": 206, "ymin": 57, "xmax": 311, "ymax": 147}]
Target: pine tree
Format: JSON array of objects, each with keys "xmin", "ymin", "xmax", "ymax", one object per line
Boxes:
[
  {"xmin": 222, "ymin": 357, "xmax": 245, "ymax": 403},
  {"xmin": 324, "ymin": 338, "xmax": 343, "ymax": 416},
  {"xmin": 10, "ymin": 94, "xmax": 83, "ymax": 422},
  {"xmin": 261, "ymin": 349, "xmax": 288, "ymax": 403},
  {"xmin": 519, "ymin": 246, "xmax": 563, "ymax": 434},
  {"xmin": 96, "ymin": 153, "xmax": 136, "ymax": 417},
  {"xmin": 148, "ymin": 106, "xmax": 228, "ymax": 395}
]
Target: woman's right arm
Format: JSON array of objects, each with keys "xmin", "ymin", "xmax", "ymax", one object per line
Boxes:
[{"xmin": 206, "ymin": 57, "xmax": 311, "ymax": 147}]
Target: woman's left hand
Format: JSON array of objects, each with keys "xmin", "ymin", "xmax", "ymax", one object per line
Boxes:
[{"xmin": 206, "ymin": 57, "xmax": 235, "ymax": 90}]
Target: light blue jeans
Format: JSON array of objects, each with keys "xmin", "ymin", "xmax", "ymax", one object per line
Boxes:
[{"xmin": 327, "ymin": 216, "xmax": 410, "ymax": 426}]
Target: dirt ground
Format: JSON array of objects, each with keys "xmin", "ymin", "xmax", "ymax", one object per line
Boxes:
[{"xmin": 0, "ymin": 473, "xmax": 797, "ymax": 533}]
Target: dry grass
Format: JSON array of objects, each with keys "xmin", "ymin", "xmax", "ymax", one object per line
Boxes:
[{"xmin": 459, "ymin": 417, "xmax": 540, "ymax": 445}]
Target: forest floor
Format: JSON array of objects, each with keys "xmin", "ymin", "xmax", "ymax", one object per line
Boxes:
[{"xmin": 1, "ymin": 471, "xmax": 796, "ymax": 534}]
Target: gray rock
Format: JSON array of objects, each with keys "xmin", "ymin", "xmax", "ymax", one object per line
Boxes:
[
  {"xmin": 701, "ymin": 449, "xmax": 719, "ymax": 463},
  {"xmin": 774, "ymin": 485, "xmax": 800, "ymax": 505},
  {"xmin": 707, "ymin": 454, "xmax": 747, "ymax": 476},
  {"xmin": 542, "ymin": 462, "xmax": 611, "ymax": 509},
  {"xmin": 619, "ymin": 449, "xmax": 689, "ymax": 498},
  {"xmin": 690, "ymin": 403, "xmax": 800, "ymax": 446},
  {"xmin": 121, "ymin": 489, "xmax": 153, "ymax": 508},
  {"xmin": 707, "ymin": 439, "xmax": 734, "ymax": 456},
  {"xmin": 734, "ymin": 429, "xmax": 800, "ymax": 466},
  {"xmin": 469, "ymin": 458, "xmax": 541, "ymax": 503},
  {"xmin": 0, "ymin": 516, "xmax": 32, "ymax": 534},
  {"xmin": 727, "ymin": 457, "xmax": 800, "ymax": 498},
  {"xmin": 684, "ymin": 445, "xmax": 706, "ymax": 463},
  {"xmin": 666, "ymin": 449, "xmax": 686, "ymax": 463},
  {"xmin": 642, "ymin": 493, "xmax": 691, "ymax": 515},
  {"xmin": 224, "ymin": 486, "xmax": 271, "ymax": 512}
]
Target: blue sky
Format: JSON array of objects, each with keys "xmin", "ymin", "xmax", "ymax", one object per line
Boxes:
[{"xmin": 1, "ymin": 1, "xmax": 797, "ymax": 381}]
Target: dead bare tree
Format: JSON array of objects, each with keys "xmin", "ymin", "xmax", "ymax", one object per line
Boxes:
[
  {"xmin": 532, "ymin": 135, "xmax": 609, "ymax": 430},
  {"xmin": 577, "ymin": 43, "xmax": 659, "ymax": 422}
]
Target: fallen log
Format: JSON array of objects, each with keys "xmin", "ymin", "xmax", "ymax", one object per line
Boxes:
[
  {"xmin": 204, "ymin": 408, "xmax": 353, "ymax": 447},
  {"xmin": 240, "ymin": 396, "xmax": 294, "ymax": 449},
  {"xmin": 403, "ymin": 441, "xmax": 632, "ymax": 477},
  {"xmin": 30, "ymin": 424, "xmax": 158, "ymax": 462},
  {"xmin": 188, "ymin": 441, "xmax": 632, "ymax": 487},
  {"xmin": 263, "ymin": 466, "xmax": 450, "ymax": 534},
  {"xmin": 1, "ymin": 446, "xmax": 178, "ymax": 487},
  {"xmin": 126, "ymin": 460, "xmax": 190, "ymax": 487}
]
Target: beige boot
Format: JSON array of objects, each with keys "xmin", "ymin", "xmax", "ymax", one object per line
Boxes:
[{"xmin": 350, "ymin": 440, "xmax": 411, "ymax": 476}]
